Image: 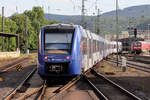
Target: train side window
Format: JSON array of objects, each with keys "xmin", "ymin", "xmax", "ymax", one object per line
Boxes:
[
  {"xmin": 99, "ymin": 41, "xmax": 101, "ymax": 52},
  {"xmin": 89, "ymin": 39, "xmax": 92, "ymax": 58},
  {"xmin": 96, "ymin": 40, "xmax": 97, "ymax": 52},
  {"xmin": 80, "ymin": 37, "xmax": 84, "ymax": 55},
  {"xmin": 94, "ymin": 40, "xmax": 96, "ymax": 53},
  {"xmin": 83, "ymin": 37, "xmax": 87, "ymax": 55},
  {"xmin": 99, "ymin": 41, "xmax": 100, "ymax": 53},
  {"xmin": 98, "ymin": 41, "xmax": 99, "ymax": 51},
  {"xmin": 95, "ymin": 40, "xmax": 96, "ymax": 52},
  {"xmin": 80, "ymin": 37, "xmax": 87, "ymax": 55},
  {"xmin": 96, "ymin": 40, "xmax": 98, "ymax": 52},
  {"xmin": 93, "ymin": 40, "xmax": 94, "ymax": 53},
  {"xmin": 89, "ymin": 39, "xmax": 91, "ymax": 58},
  {"xmin": 100, "ymin": 41, "xmax": 102, "ymax": 54}
]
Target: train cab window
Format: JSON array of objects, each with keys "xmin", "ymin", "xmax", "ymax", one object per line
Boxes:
[
  {"xmin": 134, "ymin": 42, "xmax": 141, "ymax": 46},
  {"xmin": 44, "ymin": 29, "xmax": 74, "ymax": 54}
]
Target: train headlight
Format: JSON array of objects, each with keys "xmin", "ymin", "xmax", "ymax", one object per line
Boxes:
[
  {"xmin": 45, "ymin": 56, "xmax": 48, "ymax": 60},
  {"xmin": 66, "ymin": 56, "xmax": 70, "ymax": 60}
]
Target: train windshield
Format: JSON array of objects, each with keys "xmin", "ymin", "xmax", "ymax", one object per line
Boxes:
[
  {"xmin": 134, "ymin": 42, "xmax": 141, "ymax": 46},
  {"xmin": 44, "ymin": 29, "xmax": 74, "ymax": 54}
]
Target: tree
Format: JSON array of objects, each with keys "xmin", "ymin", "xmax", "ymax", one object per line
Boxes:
[
  {"xmin": 0, "ymin": 17, "xmax": 18, "ymax": 51},
  {"xmin": 10, "ymin": 14, "xmax": 35, "ymax": 51},
  {"xmin": 9, "ymin": 6, "xmax": 59, "ymax": 51}
]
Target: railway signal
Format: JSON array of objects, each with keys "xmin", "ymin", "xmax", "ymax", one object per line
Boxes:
[
  {"xmin": 0, "ymin": 77, "xmax": 3, "ymax": 82},
  {"xmin": 134, "ymin": 28, "xmax": 137, "ymax": 38},
  {"xmin": 16, "ymin": 64, "xmax": 23, "ymax": 71}
]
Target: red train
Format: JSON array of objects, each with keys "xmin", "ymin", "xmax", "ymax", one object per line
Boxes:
[{"xmin": 131, "ymin": 41, "xmax": 150, "ymax": 54}]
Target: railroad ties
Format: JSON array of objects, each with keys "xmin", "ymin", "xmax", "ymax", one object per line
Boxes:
[
  {"xmin": 83, "ymin": 69, "xmax": 141, "ymax": 100},
  {"xmin": 0, "ymin": 55, "xmax": 31, "ymax": 73},
  {"xmin": 2, "ymin": 57, "xmax": 144, "ymax": 100},
  {"xmin": 107, "ymin": 56, "xmax": 150, "ymax": 73},
  {"xmin": 3, "ymin": 69, "xmax": 81, "ymax": 100}
]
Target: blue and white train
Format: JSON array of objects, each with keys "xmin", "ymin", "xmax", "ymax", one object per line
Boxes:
[{"xmin": 38, "ymin": 24, "xmax": 122, "ymax": 79}]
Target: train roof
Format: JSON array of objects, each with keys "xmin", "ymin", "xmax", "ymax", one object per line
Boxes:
[
  {"xmin": 43, "ymin": 24, "xmax": 119, "ymax": 44},
  {"xmin": 92, "ymin": 33, "xmax": 99, "ymax": 41},
  {"xmin": 136, "ymin": 41, "xmax": 150, "ymax": 43},
  {"xmin": 43, "ymin": 23, "xmax": 78, "ymax": 30},
  {"xmin": 86, "ymin": 30, "xmax": 92, "ymax": 39},
  {"xmin": 82, "ymin": 29, "xmax": 88, "ymax": 38}
]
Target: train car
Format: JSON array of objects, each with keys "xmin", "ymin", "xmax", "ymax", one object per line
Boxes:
[
  {"xmin": 38, "ymin": 24, "xmax": 122, "ymax": 79},
  {"xmin": 131, "ymin": 41, "xmax": 150, "ymax": 54},
  {"xmin": 112, "ymin": 41, "xmax": 117, "ymax": 53}
]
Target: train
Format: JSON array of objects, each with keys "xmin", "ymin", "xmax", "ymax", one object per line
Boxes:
[
  {"xmin": 131, "ymin": 41, "xmax": 150, "ymax": 54},
  {"xmin": 38, "ymin": 24, "xmax": 122, "ymax": 79}
]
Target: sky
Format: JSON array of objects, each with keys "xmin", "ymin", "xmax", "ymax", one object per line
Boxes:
[{"xmin": 0, "ymin": 0, "xmax": 150, "ymax": 17}]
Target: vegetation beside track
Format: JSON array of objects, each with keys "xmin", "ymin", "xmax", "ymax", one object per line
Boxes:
[{"xmin": 0, "ymin": 6, "xmax": 58, "ymax": 52}]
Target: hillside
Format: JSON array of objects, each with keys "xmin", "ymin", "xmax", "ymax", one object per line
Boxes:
[
  {"xmin": 102, "ymin": 5, "xmax": 150, "ymax": 16},
  {"xmin": 45, "ymin": 5, "xmax": 150, "ymax": 35}
]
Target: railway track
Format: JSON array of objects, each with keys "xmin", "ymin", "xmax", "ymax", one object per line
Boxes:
[
  {"xmin": 3, "ymin": 68, "xmax": 81, "ymax": 100},
  {"xmin": 107, "ymin": 57, "xmax": 150, "ymax": 73},
  {"xmin": 0, "ymin": 56, "xmax": 31, "ymax": 73},
  {"xmin": 3, "ymin": 67, "xmax": 37, "ymax": 100},
  {"xmin": 83, "ymin": 69, "xmax": 142, "ymax": 100},
  {"xmin": 46, "ymin": 67, "xmax": 142, "ymax": 100},
  {"xmin": 49, "ymin": 76, "xmax": 81, "ymax": 100},
  {"xmin": 2, "ymin": 57, "xmax": 144, "ymax": 100},
  {"xmin": 36, "ymin": 80, "xmax": 69, "ymax": 100}
]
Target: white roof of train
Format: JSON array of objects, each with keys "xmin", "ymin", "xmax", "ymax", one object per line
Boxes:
[{"xmin": 44, "ymin": 24, "xmax": 121, "ymax": 45}]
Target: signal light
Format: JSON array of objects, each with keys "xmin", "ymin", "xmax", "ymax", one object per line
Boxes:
[
  {"xmin": 45, "ymin": 56, "xmax": 48, "ymax": 60},
  {"xmin": 67, "ymin": 56, "xmax": 70, "ymax": 60},
  {"xmin": 134, "ymin": 28, "xmax": 137, "ymax": 38}
]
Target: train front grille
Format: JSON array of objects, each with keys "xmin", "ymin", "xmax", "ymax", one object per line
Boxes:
[{"xmin": 45, "ymin": 62, "xmax": 69, "ymax": 74}]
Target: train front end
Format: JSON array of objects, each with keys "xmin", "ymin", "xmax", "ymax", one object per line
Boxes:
[
  {"xmin": 132, "ymin": 41, "xmax": 142, "ymax": 54},
  {"xmin": 38, "ymin": 24, "xmax": 81, "ymax": 79}
]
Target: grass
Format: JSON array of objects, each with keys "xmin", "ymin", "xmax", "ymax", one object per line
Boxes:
[
  {"xmin": 0, "ymin": 53, "xmax": 37, "ymax": 61},
  {"xmin": 142, "ymin": 51, "xmax": 149, "ymax": 55},
  {"xmin": 139, "ymin": 81, "xmax": 146, "ymax": 91},
  {"xmin": 29, "ymin": 53, "xmax": 37, "ymax": 63},
  {"xmin": 0, "ymin": 57, "xmax": 13, "ymax": 61},
  {"xmin": 103, "ymin": 65, "xmax": 110, "ymax": 73}
]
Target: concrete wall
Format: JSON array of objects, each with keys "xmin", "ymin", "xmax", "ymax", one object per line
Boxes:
[{"xmin": 0, "ymin": 50, "xmax": 20, "ymax": 58}]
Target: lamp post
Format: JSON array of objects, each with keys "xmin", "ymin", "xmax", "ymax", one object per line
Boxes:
[
  {"xmin": 116, "ymin": 0, "xmax": 119, "ymax": 66},
  {"xmin": 148, "ymin": 24, "xmax": 150, "ymax": 40}
]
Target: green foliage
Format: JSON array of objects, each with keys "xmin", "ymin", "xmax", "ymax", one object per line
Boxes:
[
  {"xmin": 10, "ymin": 14, "xmax": 33, "ymax": 51},
  {"xmin": 0, "ymin": 17, "xmax": 18, "ymax": 51},
  {"xmin": 0, "ymin": 6, "xmax": 59, "ymax": 52}
]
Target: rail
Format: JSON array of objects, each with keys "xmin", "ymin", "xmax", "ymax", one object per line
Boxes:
[
  {"xmin": 3, "ymin": 67, "xmax": 37, "ymax": 100},
  {"xmin": 107, "ymin": 58, "xmax": 150, "ymax": 73},
  {"xmin": 83, "ymin": 69, "xmax": 142, "ymax": 100}
]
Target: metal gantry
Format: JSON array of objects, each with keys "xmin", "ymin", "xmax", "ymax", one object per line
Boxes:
[{"xmin": 81, "ymin": 0, "xmax": 85, "ymax": 28}]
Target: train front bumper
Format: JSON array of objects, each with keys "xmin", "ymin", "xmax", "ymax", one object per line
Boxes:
[{"xmin": 38, "ymin": 55, "xmax": 80, "ymax": 78}]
